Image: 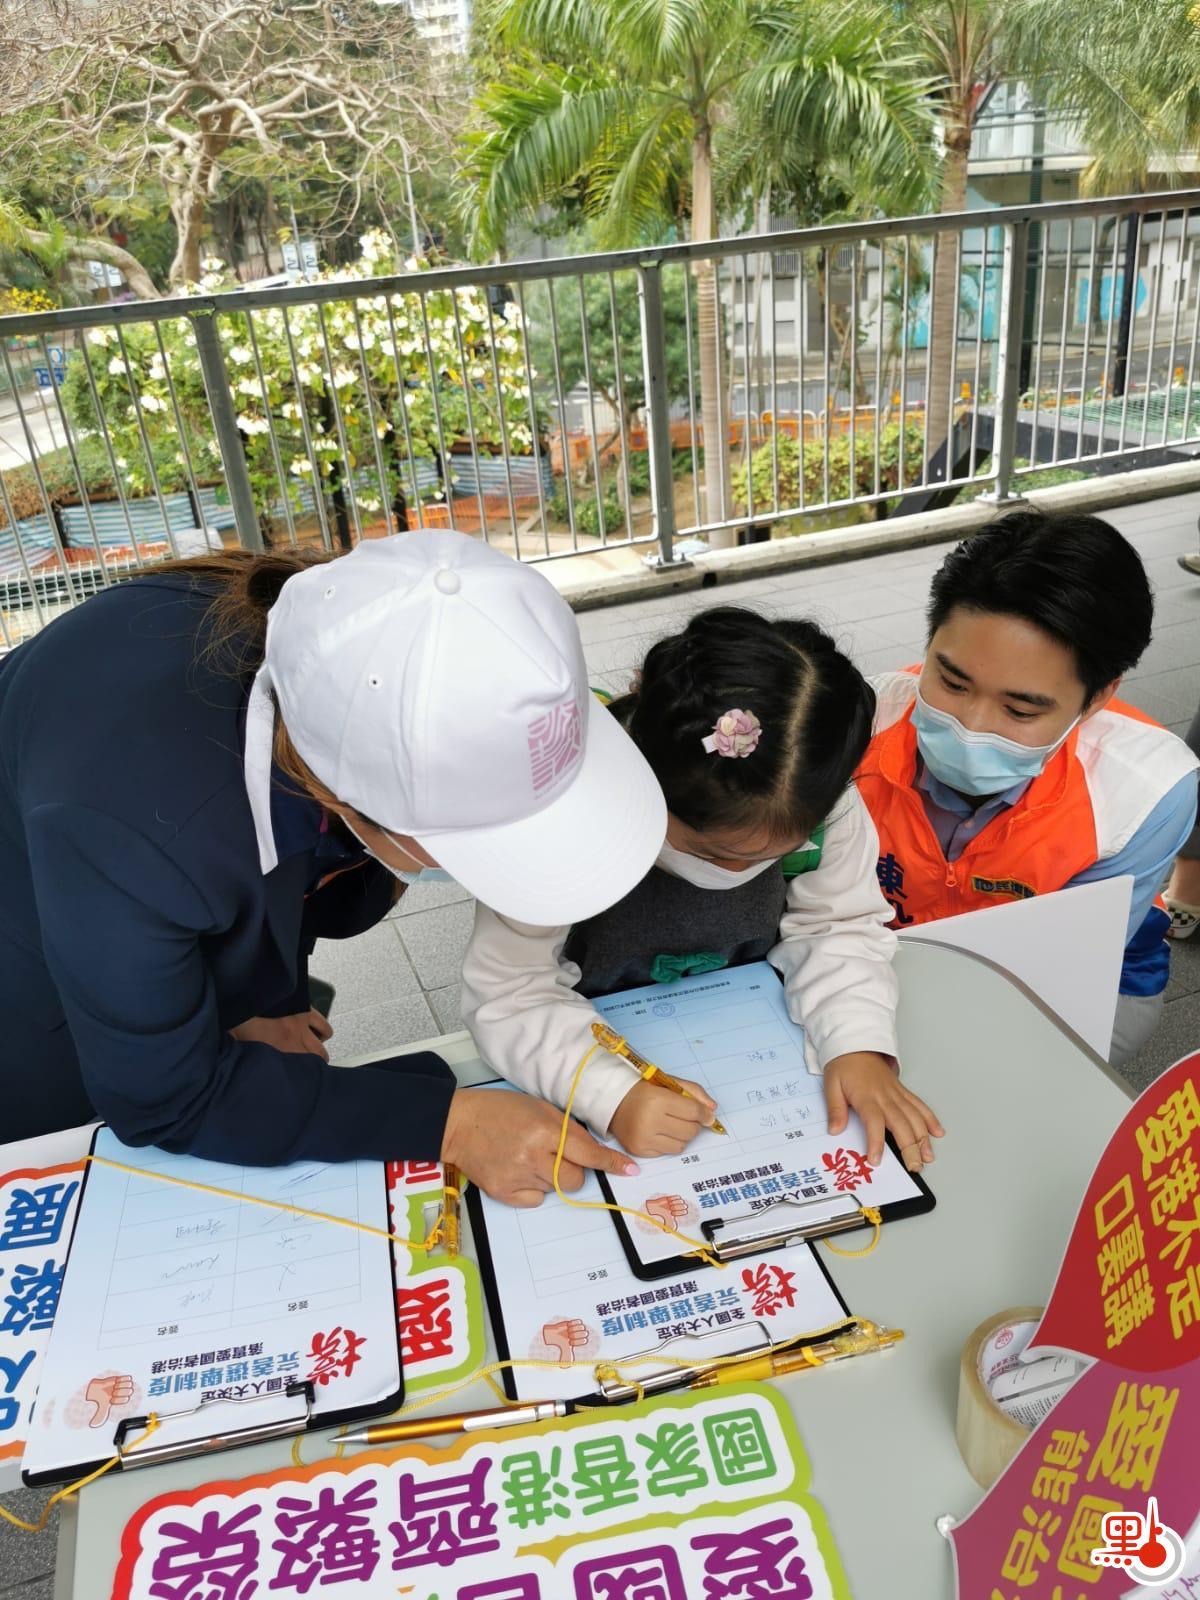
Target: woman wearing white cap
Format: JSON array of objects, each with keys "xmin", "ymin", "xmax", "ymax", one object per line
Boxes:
[{"xmin": 0, "ymin": 531, "xmax": 663, "ymax": 1204}]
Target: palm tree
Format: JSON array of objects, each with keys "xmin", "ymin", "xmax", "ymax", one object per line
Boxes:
[
  {"xmin": 892, "ymin": 1, "xmax": 1012, "ymax": 479},
  {"xmin": 1013, "ymin": 0, "xmax": 1200, "ymax": 195},
  {"xmin": 460, "ymin": 0, "xmax": 931, "ymax": 543},
  {"xmin": 896, "ymin": 0, "xmax": 1200, "ymax": 480}
]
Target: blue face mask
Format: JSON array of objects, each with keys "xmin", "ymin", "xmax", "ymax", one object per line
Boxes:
[
  {"xmin": 912, "ymin": 688, "xmax": 1079, "ymax": 798},
  {"xmin": 345, "ymin": 819, "xmax": 456, "ymax": 886},
  {"xmin": 394, "ymin": 866, "xmax": 456, "ymax": 886}
]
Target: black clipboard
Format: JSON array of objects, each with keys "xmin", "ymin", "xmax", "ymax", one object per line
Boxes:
[
  {"xmin": 589, "ymin": 959, "xmax": 935, "ymax": 1281},
  {"xmin": 597, "ymin": 1132, "xmax": 934, "ymax": 1282},
  {"xmin": 466, "ymin": 1182, "xmax": 855, "ymax": 1405},
  {"xmin": 22, "ymin": 1127, "xmax": 404, "ymax": 1486}
]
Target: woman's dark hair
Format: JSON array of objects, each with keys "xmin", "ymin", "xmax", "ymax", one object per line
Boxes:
[
  {"xmin": 608, "ymin": 606, "xmax": 875, "ymax": 839},
  {"xmin": 151, "ymin": 547, "xmax": 340, "ymax": 806},
  {"xmin": 927, "ymin": 510, "xmax": 1154, "ymax": 702},
  {"xmin": 153, "ymin": 547, "xmax": 331, "ymax": 678}
]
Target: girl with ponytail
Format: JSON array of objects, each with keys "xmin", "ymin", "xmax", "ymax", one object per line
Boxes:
[{"xmin": 463, "ymin": 605, "xmax": 943, "ymax": 1173}]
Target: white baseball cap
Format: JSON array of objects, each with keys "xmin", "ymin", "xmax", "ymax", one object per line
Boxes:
[{"xmin": 243, "ymin": 530, "xmax": 666, "ymax": 924}]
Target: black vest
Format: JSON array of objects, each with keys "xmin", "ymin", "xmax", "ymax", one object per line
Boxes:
[{"xmin": 563, "ymin": 863, "xmax": 791, "ymax": 998}]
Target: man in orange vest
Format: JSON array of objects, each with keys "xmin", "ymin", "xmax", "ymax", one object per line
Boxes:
[{"xmin": 858, "ymin": 509, "xmax": 1199, "ymax": 1068}]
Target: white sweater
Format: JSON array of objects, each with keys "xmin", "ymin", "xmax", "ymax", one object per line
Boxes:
[{"xmin": 460, "ymin": 785, "xmax": 900, "ymax": 1135}]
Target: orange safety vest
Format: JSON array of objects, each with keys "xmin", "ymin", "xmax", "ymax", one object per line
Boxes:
[{"xmin": 858, "ymin": 670, "xmax": 1191, "ymax": 929}]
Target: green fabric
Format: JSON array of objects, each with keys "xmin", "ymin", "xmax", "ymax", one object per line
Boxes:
[
  {"xmin": 780, "ymin": 821, "xmax": 826, "ymax": 879},
  {"xmin": 650, "ymin": 951, "xmax": 728, "ymax": 984}
]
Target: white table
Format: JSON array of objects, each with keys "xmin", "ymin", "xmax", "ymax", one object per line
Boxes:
[{"xmin": 53, "ymin": 938, "xmax": 1134, "ymax": 1599}]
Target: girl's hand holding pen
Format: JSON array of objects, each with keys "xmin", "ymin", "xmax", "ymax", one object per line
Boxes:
[{"xmin": 609, "ymin": 1076, "xmax": 717, "ymax": 1157}]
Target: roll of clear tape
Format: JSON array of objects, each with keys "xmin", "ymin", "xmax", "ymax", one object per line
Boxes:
[{"xmin": 956, "ymin": 1306, "xmax": 1046, "ymax": 1490}]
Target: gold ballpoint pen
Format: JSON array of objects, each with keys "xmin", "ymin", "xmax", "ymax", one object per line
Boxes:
[
  {"xmin": 338, "ymin": 1401, "xmax": 571, "ymax": 1446},
  {"xmin": 689, "ymin": 1321, "xmax": 904, "ymax": 1388},
  {"xmin": 591, "ymin": 1021, "xmax": 728, "ymax": 1135}
]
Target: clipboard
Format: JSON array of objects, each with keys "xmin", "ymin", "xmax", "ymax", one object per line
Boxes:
[
  {"xmin": 466, "ymin": 1158, "xmax": 855, "ymax": 1407},
  {"xmin": 21, "ymin": 1127, "xmax": 404, "ymax": 1486},
  {"xmin": 589, "ymin": 960, "xmax": 936, "ymax": 1280},
  {"xmin": 599, "ymin": 1131, "xmax": 934, "ymax": 1282}
]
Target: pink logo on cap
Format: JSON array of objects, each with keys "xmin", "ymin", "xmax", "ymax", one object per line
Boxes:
[{"xmin": 528, "ymin": 699, "xmax": 583, "ymax": 795}]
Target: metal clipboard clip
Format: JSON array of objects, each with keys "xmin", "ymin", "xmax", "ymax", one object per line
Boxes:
[
  {"xmin": 702, "ymin": 1190, "xmax": 868, "ymax": 1260},
  {"xmin": 114, "ymin": 1380, "xmax": 314, "ymax": 1469},
  {"xmin": 596, "ymin": 1321, "xmax": 772, "ymax": 1403}
]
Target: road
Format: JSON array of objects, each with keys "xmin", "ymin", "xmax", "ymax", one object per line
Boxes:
[{"xmin": 0, "ymin": 390, "xmax": 69, "ymax": 468}]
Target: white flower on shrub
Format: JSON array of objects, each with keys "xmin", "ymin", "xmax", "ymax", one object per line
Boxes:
[
  {"xmin": 237, "ymin": 413, "xmax": 270, "ymax": 436},
  {"xmin": 289, "ymin": 457, "xmax": 314, "ymax": 476},
  {"xmin": 236, "ymin": 377, "xmax": 265, "ymax": 398},
  {"xmin": 228, "ymin": 346, "xmax": 252, "ymax": 365},
  {"xmin": 331, "ymin": 366, "xmax": 356, "ymax": 388},
  {"xmin": 140, "ymin": 394, "xmax": 166, "ymax": 413},
  {"xmin": 88, "ymin": 328, "xmax": 113, "ymax": 348},
  {"xmin": 107, "ymin": 356, "xmax": 127, "ymax": 376}
]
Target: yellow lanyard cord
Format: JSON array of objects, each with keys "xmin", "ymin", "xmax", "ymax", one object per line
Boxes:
[
  {"xmin": 85, "ymin": 1155, "xmax": 449, "ymax": 1253},
  {"xmin": 551, "ymin": 1045, "xmax": 725, "ymax": 1270},
  {"xmin": 286, "ymin": 1309, "xmax": 861, "ymax": 1466},
  {"xmin": 5, "ymin": 1045, "xmax": 887, "ymax": 1518},
  {"xmin": 0, "ymin": 1417, "xmax": 161, "ymax": 1533},
  {"xmin": 824, "ymin": 1206, "xmax": 882, "ymax": 1257}
]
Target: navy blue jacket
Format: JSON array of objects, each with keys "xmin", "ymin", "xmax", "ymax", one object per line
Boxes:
[{"xmin": 0, "ymin": 575, "xmax": 454, "ymax": 1163}]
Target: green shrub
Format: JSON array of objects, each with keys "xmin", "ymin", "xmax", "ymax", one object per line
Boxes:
[
  {"xmin": 547, "ymin": 482, "xmax": 625, "ymax": 535},
  {"xmin": 575, "ymin": 485, "xmax": 625, "ymax": 536},
  {"xmin": 732, "ymin": 422, "xmax": 927, "ymax": 514},
  {"xmin": 0, "ymin": 435, "xmax": 215, "ymax": 526}
]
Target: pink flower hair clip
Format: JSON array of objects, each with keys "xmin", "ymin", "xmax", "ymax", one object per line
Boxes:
[{"xmin": 702, "ymin": 708, "xmax": 763, "ymax": 758}]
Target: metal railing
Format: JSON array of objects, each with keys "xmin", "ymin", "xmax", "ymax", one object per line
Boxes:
[{"xmin": 1, "ymin": 187, "xmax": 1199, "ymax": 643}]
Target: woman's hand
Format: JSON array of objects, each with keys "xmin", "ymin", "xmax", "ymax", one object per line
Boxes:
[
  {"xmin": 442, "ymin": 1087, "xmax": 640, "ymax": 1207},
  {"xmin": 608, "ymin": 1078, "xmax": 717, "ymax": 1157},
  {"xmin": 823, "ymin": 1051, "xmax": 944, "ymax": 1171},
  {"xmin": 230, "ymin": 1009, "xmax": 333, "ymax": 1061}
]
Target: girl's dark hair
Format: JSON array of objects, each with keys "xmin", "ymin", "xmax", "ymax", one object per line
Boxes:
[
  {"xmin": 927, "ymin": 510, "xmax": 1154, "ymax": 702},
  {"xmin": 609, "ymin": 606, "xmax": 875, "ymax": 839}
]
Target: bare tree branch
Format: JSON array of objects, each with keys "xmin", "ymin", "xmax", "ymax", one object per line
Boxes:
[{"xmin": 1, "ymin": 0, "xmax": 447, "ymax": 286}]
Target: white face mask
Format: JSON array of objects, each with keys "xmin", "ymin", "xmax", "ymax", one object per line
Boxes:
[
  {"xmin": 345, "ymin": 818, "xmax": 455, "ymax": 886},
  {"xmin": 656, "ymin": 838, "xmax": 780, "ymax": 891}
]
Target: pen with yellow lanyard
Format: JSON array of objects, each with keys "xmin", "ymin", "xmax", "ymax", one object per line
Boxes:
[
  {"xmin": 440, "ymin": 1162, "xmax": 462, "ymax": 1258},
  {"xmin": 591, "ymin": 1021, "xmax": 728, "ymax": 1136}
]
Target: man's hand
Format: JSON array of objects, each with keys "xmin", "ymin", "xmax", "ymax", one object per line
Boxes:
[
  {"xmin": 441, "ymin": 1088, "xmax": 639, "ymax": 1208},
  {"xmin": 230, "ymin": 1009, "xmax": 333, "ymax": 1061},
  {"xmin": 823, "ymin": 1051, "xmax": 944, "ymax": 1171},
  {"xmin": 608, "ymin": 1078, "xmax": 716, "ymax": 1157}
]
